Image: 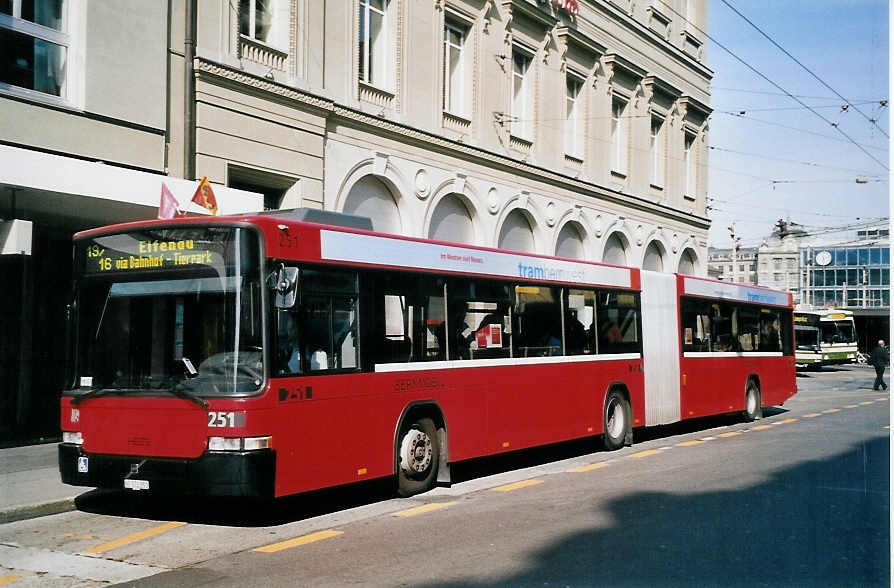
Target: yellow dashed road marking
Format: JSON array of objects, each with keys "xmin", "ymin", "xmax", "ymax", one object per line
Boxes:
[
  {"xmin": 0, "ymin": 575, "xmax": 22, "ymax": 586},
  {"xmin": 569, "ymin": 462, "xmax": 610, "ymax": 473},
  {"xmin": 491, "ymin": 479, "xmax": 543, "ymax": 492},
  {"xmin": 87, "ymin": 522, "xmax": 185, "ymax": 554},
  {"xmin": 843, "ymin": 405, "xmax": 859, "ymax": 408},
  {"xmin": 751, "ymin": 424, "xmax": 773, "ymax": 430},
  {"xmin": 717, "ymin": 431, "xmax": 742, "ymax": 438},
  {"xmin": 877, "ymin": 397, "xmax": 888, "ymax": 401},
  {"xmin": 676, "ymin": 440, "xmax": 704, "ymax": 447},
  {"xmin": 254, "ymin": 530, "xmax": 343, "ymax": 553},
  {"xmin": 392, "ymin": 502, "xmax": 456, "ymax": 517},
  {"xmin": 860, "ymin": 401, "xmax": 875, "ymax": 405},
  {"xmin": 803, "ymin": 413, "xmax": 821, "ymax": 417},
  {"xmin": 777, "ymin": 418, "xmax": 798, "ymax": 424},
  {"xmin": 630, "ymin": 449, "xmax": 661, "ymax": 459},
  {"xmin": 823, "ymin": 409, "xmax": 840, "ymax": 414}
]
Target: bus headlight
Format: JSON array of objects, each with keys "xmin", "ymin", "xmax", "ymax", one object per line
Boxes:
[
  {"xmin": 208, "ymin": 436, "xmax": 272, "ymax": 451},
  {"xmin": 62, "ymin": 431, "xmax": 83, "ymax": 445}
]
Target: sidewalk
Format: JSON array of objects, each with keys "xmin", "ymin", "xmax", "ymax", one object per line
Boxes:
[{"xmin": 0, "ymin": 443, "xmax": 81, "ymax": 524}]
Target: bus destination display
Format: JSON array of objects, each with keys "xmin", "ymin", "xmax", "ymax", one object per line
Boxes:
[{"xmin": 83, "ymin": 236, "xmax": 220, "ymax": 274}]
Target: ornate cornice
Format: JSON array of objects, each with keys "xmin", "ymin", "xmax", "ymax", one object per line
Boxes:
[
  {"xmin": 194, "ymin": 57, "xmax": 335, "ymax": 113},
  {"xmin": 193, "ymin": 57, "xmax": 709, "ymax": 230},
  {"xmin": 556, "ymin": 25, "xmax": 606, "ymax": 59},
  {"xmin": 501, "ymin": 0, "xmax": 557, "ymax": 31}
]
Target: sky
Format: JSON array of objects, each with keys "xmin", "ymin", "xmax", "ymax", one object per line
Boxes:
[{"xmin": 704, "ymin": 0, "xmax": 889, "ymax": 248}]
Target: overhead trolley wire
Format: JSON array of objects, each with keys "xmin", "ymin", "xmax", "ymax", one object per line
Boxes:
[
  {"xmin": 719, "ymin": 0, "xmax": 889, "ymax": 139},
  {"xmin": 657, "ymin": 0, "xmax": 889, "ymax": 172}
]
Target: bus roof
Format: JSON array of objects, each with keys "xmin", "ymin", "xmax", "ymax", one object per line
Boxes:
[{"xmin": 73, "ymin": 212, "xmax": 786, "ymax": 300}]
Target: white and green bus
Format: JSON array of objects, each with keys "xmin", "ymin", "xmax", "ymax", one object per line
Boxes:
[{"xmin": 794, "ymin": 309, "xmax": 858, "ymax": 369}]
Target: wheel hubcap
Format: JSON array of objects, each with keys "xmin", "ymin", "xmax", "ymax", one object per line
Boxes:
[
  {"xmin": 400, "ymin": 429, "xmax": 433, "ymax": 475},
  {"xmin": 607, "ymin": 400, "xmax": 625, "ymax": 438},
  {"xmin": 747, "ymin": 390, "xmax": 757, "ymax": 414}
]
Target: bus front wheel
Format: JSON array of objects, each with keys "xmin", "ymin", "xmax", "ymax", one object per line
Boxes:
[
  {"xmin": 603, "ymin": 391, "xmax": 629, "ymax": 451},
  {"xmin": 396, "ymin": 417, "xmax": 439, "ymax": 497},
  {"xmin": 744, "ymin": 383, "xmax": 762, "ymax": 422}
]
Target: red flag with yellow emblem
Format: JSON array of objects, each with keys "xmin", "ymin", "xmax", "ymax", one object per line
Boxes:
[{"xmin": 191, "ymin": 176, "xmax": 219, "ymax": 215}]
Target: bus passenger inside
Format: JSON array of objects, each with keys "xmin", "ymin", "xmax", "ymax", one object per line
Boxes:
[{"xmin": 759, "ymin": 316, "xmax": 780, "ymax": 352}]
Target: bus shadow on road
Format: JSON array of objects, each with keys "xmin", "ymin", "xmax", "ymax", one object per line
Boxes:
[
  {"xmin": 73, "ymin": 409, "xmax": 790, "ymax": 527},
  {"xmin": 73, "ymin": 477, "xmax": 398, "ymax": 527},
  {"xmin": 450, "ymin": 410, "xmax": 784, "ymax": 485},
  {"xmin": 418, "ymin": 435, "xmax": 890, "ymax": 588}
]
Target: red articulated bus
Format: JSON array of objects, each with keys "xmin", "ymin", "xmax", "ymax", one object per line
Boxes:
[{"xmin": 59, "ymin": 209, "xmax": 796, "ymax": 498}]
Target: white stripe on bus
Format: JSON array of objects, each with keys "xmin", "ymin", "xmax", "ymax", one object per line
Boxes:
[
  {"xmin": 682, "ymin": 351, "xmax": 784, "ymax": 358},
  {"xmin": 374, "ymin": 353, "xmax": 642, "ymax": 373}
]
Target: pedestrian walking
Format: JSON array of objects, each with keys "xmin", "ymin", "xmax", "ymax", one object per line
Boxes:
[{"xmin": 869, "ymin": 339, "xmax": 889, "ymax": 391}]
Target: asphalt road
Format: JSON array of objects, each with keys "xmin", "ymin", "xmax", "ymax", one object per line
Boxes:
[{"xmin": 1, "ymin": 365, "xmax": 889, "ymax": 587}]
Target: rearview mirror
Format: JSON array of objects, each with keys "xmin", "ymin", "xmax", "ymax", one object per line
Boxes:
[{"xmin": 270, "ymin": 265, "xmax": 299, "ymax": 308}]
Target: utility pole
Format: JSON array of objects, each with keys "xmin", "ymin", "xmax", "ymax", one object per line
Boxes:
[{"xmin": 728, "ymin": 225, "xmax": 741, "ymax": 283}]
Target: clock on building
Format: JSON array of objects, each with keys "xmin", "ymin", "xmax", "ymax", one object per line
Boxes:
[{"xmin": 815, "ymin": 250, "xmax": 832, "ymax": 266}]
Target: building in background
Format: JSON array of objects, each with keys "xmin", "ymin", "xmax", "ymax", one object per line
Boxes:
[
  {"xmin": 706, "ymin": 246, "xmax": 757, "ymax": 283},
  {"xmin": 755, "ymin": 220, "xmax": 807, "ymax": 295},
  {"xmin": 799, "ymin": 222, "xmax": 889, "ymax": 352},
  {"xmin": 1, "ymin": 0, "xmax": 712, "ymax": 444}
]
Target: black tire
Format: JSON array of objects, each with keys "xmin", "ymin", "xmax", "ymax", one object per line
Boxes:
[
  {"xmin": 603, "ymin": 390, "xmax": 629, "ymax": 451},
  {"xmin": 396, "ymin": 417, "xmax": 439, "ymax": 497},
  {"xmin": 743, "ymin": 382, "xmax": 762, "ymax": 422}
]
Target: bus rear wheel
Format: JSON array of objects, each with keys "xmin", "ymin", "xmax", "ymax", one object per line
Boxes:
[
  {"xmin": 744, "ymin": 383, "xmax": 762, "ymax": 422},
  {"xmin": 396, "ymin": 417, "xmax": 439, "ymax": 497},
  {"xmin": 603, "ymin": 391, "xmax": 629, "ymax": 451}
]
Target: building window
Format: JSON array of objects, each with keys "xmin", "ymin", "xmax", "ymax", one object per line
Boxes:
[
  {"xmin": 1, "ymin": 0, "xmax": 71, "ymax": 101},
  {"xmin": 239, "ymin": 0, "xmax": 273, "ymax": 43},
  {"xmin": 611, "ymin": 98, "xmax": 629, "ymax": 175},
  {"xmin": 565, "ymin": 74, "xmax": 583, "ymax": 157},
  {"xmin": 650, "ymin": 116, "xmax": 665, "ymax": 187},
  {"xmin": 443, "ymin": 19, "xmax": 467, "ymax": 116},
  {"xmin": 359, "ymin": 0, "xmax": 388, "ymax": 88},
  {"xmin": 684, "ymin": 132, "xmax": 696, "ymax": 197},
  {"xmin": 511, "ymin": 48, "xmax": 532, "ymax": 139}
]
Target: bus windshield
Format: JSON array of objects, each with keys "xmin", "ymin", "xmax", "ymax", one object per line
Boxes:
[
  {"xmin": 795, "ymin": 326, "xmax": 820, "ymax": 350},
  {"xmin": 820, "ymin": 320, "xmax": 856, "ymax": 345},
  {"xmin": 71, "ymin": 226, "xmax": 264, "ymax": 397}
]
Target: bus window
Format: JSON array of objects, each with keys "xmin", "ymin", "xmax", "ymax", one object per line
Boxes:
[
  {"xmin": 565, "ymin": 289, "xmax": 596, "ymax": 355},
  {"xmin": 448, "ymin": 279, "xmax": 512, "ymax": 360},
  {"xmin": 710, "ymin": 303, "xmax": 736, "ymax": 352},
  {"xmin": 374, "ymin": 273, "xmax": 446, "ymax": 364},
  {"xmin": 737, "ymin": 307, "xmax": 760, "ymax": 351},
  {"xmin": 758, "ymin": 310, "xmax": 781, "ymax": 352},
  {"xmin": 596, "ymin": 290, "xmax": 640, "ymax": 354},
  {"xmin": 513, "ymin": 285, "xmax": 562, "ymax": 357},
  {"xmin": 284, "ymin": 268, "xmax": 359, "ymax": 372},
  {"xmin": 681, "ymin": 297, "xmax": 712, "ymax": 352}
]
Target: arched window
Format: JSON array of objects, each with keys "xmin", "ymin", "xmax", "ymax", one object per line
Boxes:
[
  {"xmin": 643, "ymin": 240, "xmax": 665, "ymax": 271},
  {"xmin": 429, "ymin": 194, "xmax": 474, "ymax": 243},
  {"xmin": 343, "ymin": 175, "xmax": 401, "ymax": 234},
  {"xmin": 498, "ymin": 209, "xmax": 535, "ymax": 253},
  {"xmin": 602, "ymin": 232, "xmax": 627, "ymax": 265},
  {"xmin": 678, "ymin": 248, "xmax": 698, "ymax": 275},
  {"xmin": 555, "ymin": 222, "xmax": 585, "ymax": 259}
]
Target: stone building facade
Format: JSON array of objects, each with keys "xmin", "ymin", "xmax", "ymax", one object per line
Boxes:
[{"xmin": 0, "ymin": 0, "xmax": 711, "ymax": 443}]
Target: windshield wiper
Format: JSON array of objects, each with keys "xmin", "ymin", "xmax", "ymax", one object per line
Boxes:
[
  {"xmin": 70, "ymin": 388, "xmax": 115, "ymax": 405},
  {"xmin": 170, "ymin": 380, "xmax": 209, "ymax": 409}
]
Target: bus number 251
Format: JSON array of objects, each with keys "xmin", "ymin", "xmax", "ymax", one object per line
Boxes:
[{"xmin": 208, "ymin": 411, "xmax": 242, "ymax": 428}]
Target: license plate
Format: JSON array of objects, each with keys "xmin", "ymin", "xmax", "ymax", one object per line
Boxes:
[
  {"xmin": 77, "ymin": 457, "xmax": 88, "ymax": 473},
  {"xmin": 124, "ymin": 479, "xmax": 150, "ymax": 491}
]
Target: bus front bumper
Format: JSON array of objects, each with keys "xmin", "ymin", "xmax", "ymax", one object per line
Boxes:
[{"xmin": 59, "ymin": 444, "xmax": 275, "ymax": 499}]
